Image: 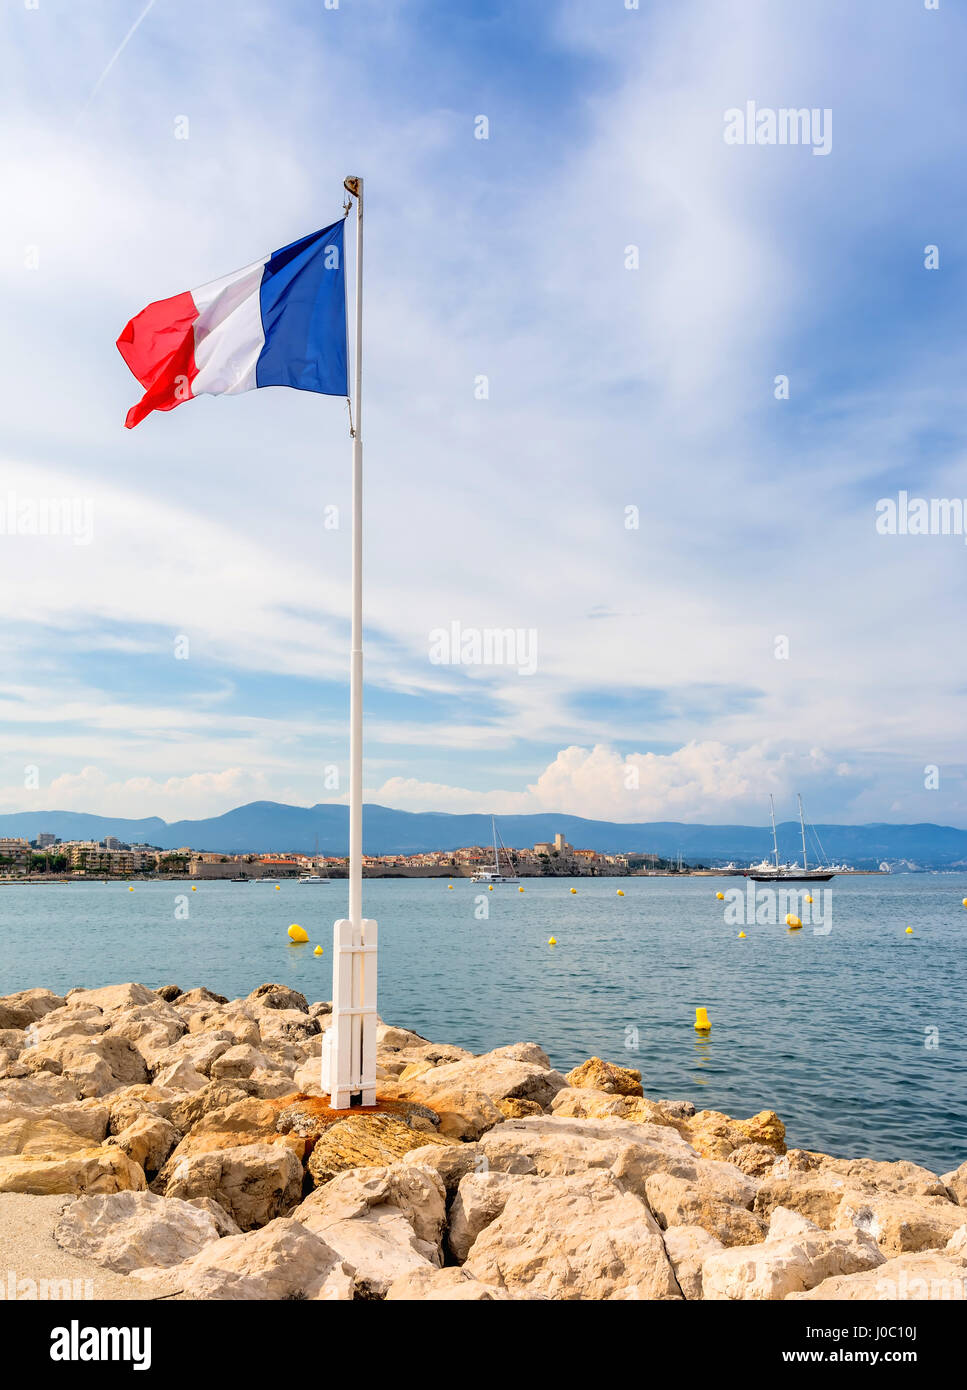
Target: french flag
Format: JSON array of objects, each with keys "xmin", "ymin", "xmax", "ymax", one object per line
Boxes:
[{"xmin": 117, "ymin": 219, "xmax": 347, "ymax": 428}]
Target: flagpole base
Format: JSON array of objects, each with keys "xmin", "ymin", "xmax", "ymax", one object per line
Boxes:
[{"xmin": 320, "ymin": 917, "xmax": 378, "ymax": 1108}]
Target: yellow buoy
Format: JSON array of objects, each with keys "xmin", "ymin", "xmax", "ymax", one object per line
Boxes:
[
  {"xmin": 287, "ymin": 923, "xmax": 309, "ymax": 944},
  {"xmin": 519, "ymin": 886, "xmax": 524, "ymax": 892},
  {"xmin": 805, "ymin": 895, "xmax": 813, "ymax": 904},
  {"xmin": 128, "ymin": 886, "xmax": 134, "ymax": 892},
  {"xmin": 905, "ymin": 926, "xmax": 913, "ymax": 935},
  {"xmin": 962, "ymin": 898, "xmax": 967, "ymax": 909},
  {"xmin": 715, "ymin": 891, "xmax": 724, "ymax": 900},
  {"xmin": 694, "ymin": 1007, "xmax": 711, "ymax": 1031},
  {"xmin": 313, "ymin": 945, "xmax": 324, "ymax": 955},
  {"xmin": 570, "ymin": 887, "xmax": 577, "ymax": 894},
  {"xmin": 191, "ymin": 885, "xmax": 197, "ymax": 891},
  {"xmin": 738, "ymin": 931, "xmax": 747, "ymax": 938},
  {"xmin": 448, "ymin": 884, "xmax": 453, "ymax": 890},
  {"xmin": 785, "ymin": 914, "xmax": 802, "ymax": 929},
  {"xmin": 488, "ymin": 884, "xmax": 494, "ymax": 891},
  {"xmin": 275, "ymin": 885, "xmax": 281, "ymax": 890},
  {"xmin": 548, "ymin": 936, "xmax": 557, "ymax": 946},
  {"xmin": 617, "ymin": 889, "xmax": 624, "ymax": 896}
]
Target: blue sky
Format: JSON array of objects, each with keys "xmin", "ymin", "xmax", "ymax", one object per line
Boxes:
[{"xmin": 1, "ymin": 0, "xmax": 966, "ymax": 826}]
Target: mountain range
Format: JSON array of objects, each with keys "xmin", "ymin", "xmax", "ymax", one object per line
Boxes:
[{"xmin": 2, "ymin": 802, "xmax": 967, "ymax": 867}]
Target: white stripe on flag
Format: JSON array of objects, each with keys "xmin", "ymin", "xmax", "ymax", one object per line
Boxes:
[{"xmin": 192, "ymin": 257, "xmax": 267, "ymax": 397}]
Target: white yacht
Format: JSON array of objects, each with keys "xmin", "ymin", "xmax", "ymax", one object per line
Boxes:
[
  {"xmin": 298, "ymin": 872, "xmax": 331, "ymax": 884},
  {"xmin": 745, "ymin": 795, "xmax": 836, "ymax": 883},
  {"xmin": 470, "ymin": 816, "xmax": 520, "ymax": 884}
]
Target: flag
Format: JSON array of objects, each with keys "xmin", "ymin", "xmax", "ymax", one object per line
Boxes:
[{"xmin": 116, "ymin": 220, "xmax": 347, "ymax": 428}]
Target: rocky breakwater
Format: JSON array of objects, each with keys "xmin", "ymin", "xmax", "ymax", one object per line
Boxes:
[{"xmin": 1, "ymin": 982, "xmax": 965, "ymax": 1301}]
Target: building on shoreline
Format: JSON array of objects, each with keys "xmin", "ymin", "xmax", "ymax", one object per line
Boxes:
[{"xmin": 0, "ymin": 830, "xmax": 689, "ymax": 880}]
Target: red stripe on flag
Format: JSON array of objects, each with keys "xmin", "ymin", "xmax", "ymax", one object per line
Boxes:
[{"xmin": 116, "ymin": 289, "xmax": 200, "ymax": 428}]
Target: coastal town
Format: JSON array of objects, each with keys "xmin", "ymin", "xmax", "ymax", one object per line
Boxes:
[{"xmin": 0, "ymin": 831, "xmax": 684, "ymax": 881}]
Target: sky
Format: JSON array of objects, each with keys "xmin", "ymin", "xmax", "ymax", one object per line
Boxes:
[{"xmin": 0, "ymin": 0, "xmax": 965, "ymax": 828}]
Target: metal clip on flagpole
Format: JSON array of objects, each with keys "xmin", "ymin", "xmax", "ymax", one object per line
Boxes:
[{"xmin": 321, "ymin": 176, "xmax": 377, "ymax": 1109}]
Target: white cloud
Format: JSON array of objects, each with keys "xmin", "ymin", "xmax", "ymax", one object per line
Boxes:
[{"xmin": 0, "ymin": 1, "xmax": 964, "ymax": 825}]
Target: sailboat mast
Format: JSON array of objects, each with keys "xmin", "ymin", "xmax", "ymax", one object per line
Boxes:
[
  {"xmin": 798, "ymin": 794, "xmax": 808, "ymax": 871},
  {"xmin": 492, "ymin": 815, "xmax": 499, "ymax": 875},
  {"xmin": 769, "ymin": 795, "xmax": 779, "ymax": 867}
]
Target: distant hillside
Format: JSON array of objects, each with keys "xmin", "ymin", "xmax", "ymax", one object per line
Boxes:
[{"xmin": 1, "ymin": 802, "xmax": 966, "ymax": 867}]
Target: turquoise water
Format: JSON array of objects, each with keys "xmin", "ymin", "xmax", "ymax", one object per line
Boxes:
[{"xmin": 1, "ymin": 874, "xmax": 964, "ymax": 1174}]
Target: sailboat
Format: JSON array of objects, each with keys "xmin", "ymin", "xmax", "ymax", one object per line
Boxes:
[
  {"xmin": 745, "ymin": 794, "xmax": 836, "ymax": 883},
  {"xmin": 470, "ymin": 816, "xmax": 520, "ymax": 883}
]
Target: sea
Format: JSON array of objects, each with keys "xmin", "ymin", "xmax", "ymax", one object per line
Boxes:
[{"xmin": 1, "ymin": 872, "xmax": 963, "ymax": 1174}]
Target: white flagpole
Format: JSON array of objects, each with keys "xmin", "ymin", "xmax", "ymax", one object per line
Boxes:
[
  {"xmin": 323, "ymin": 175, "xmax": 377, "ymax": 1108},
  {"xmin": 347, "ymin": 176, "xmax": 364, "ymax": 946}
]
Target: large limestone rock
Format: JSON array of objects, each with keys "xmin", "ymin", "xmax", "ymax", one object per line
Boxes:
[
  {"xmin": 485, "ymin": 1043, "xmax": 552, "ymax": 1069},
  {"xmin": 449, "ymin": 1172, "xmax": 525, "ymax": 1262},
  {"xmin": 474, "ymin": 1115, "xmax": 701, "ymax": 1196},
  {"xmin": 66, "ymin": 983, "xmax": 158, "ymax": 1013},
  {"xmin": 942, "ymin": 1159, "xmax": 967, "ymax": 1207},
  {"xmin": 463, "ymin": 1169, "xmax": 680, "ymax": 1300},
  {"xmin": 294, "ymin": 1165, "xmax": 445, "ymax": 1298},
  {"xmin": 0, "ymin": 1073, "xmax": 82, "ymax": 1106},
  {"xmin": 662, "ymin": 1224, "xmax": 724, "ymax": 1300},
  {"xmin": 375, "ymin": 1023, "xmax": 473, "ymax": 1079},
  {"xmin": 27, "ymin": 1013, "xmax": 105, "ymax": 1047},
  {"xmin": 645, "ymin": 1166, "xmax": 765, "ymax": 1247},
  {"xmin": 389, "ymin": 1055, "xmax": 568, "ymax": 1137},
  {"xmin": 247, "ymin": 984, "xmax": 309, "ymax": 1013},
  {"xmin": 54, "ymin": 1190, "xmax": 225, "ymax": 1271},
  {"xmin": 701, "ymin": 1211, "xmax": 884, "ymax": 1300},
  {"xmin": 384, "ymin": 1072, "xmax": 503, "ymax": 1140},
  {"xmin": 157, "ymin": 1098, "xmax": 303, "ymax": 1183},
  {"xmin": 151, "ymin": 1031, "xmax": 235, "ymax": 1078},
  {"xmin": 257, "ymin": 1009, "xmax": 320, "ymax": 1046},
  {"xmin": 153, "ymin": 1059, "xmax": 208, "ymax": 1093},
  {"xmin": 832, "ymin": 1192, "xmax": 967, "ymax": 1256},
  {"xmin": 0, "ymin": 1116, "xmax": 98, "ymax": 1160},
  {"xmin": 161, "ymin": 1142, "xmax": 304, "ymax": 1230},
  {"xmin": 687, "ymin": 1109, "xmax": 786, "ymax": 1160},
  {"xmin": 0, "ymin": 1143, "xmax": 146, "ymax": 1195},
  {"xmin": 105, "ymin": 1005, "xmax": 186, "ymax": 1068},
  {"xmin": 0, "ymin": 989, "xmax": 66, "ymax": 1030},
  {"xmin": 134, "ymin": 1216, "xmax": 353, "ymax": 1300},
  {"xmin": 173, "ymin": 987, "xmax": 229, "ymax": 1007},
  {"xmin": 108, "ymin": 1114, "xmax": 180, "ymax": 1177},
  {"xmin": 0, "ymin": 1098, "xmax": 109, "ymax": 1145},
  {"xmin": 495, "ymin": 1098, "xmax": 543, "ymax": 1119},
  {"xmin": 565, "ymin": 1057, "xmax": 643, "ymax": 1097},
  {"xmin": 161, "ymin": 1081, "xmax": 250, "ymax": 1134},
  {"xmin": 307, "ymin": 1112, "xmax": 451, "ymax": 1186},
  {"xmin": 729, "ymin": 1142, "xmax": 781, "ymax": 1177},
  {"xmin": 30, "ymin": 1031, "xmax": 149, "ymax": 1094},
  {"xmin": 419, "ymin": 1055, "xmax": 566, "ymax": 1110},
  {"xmin": 296, "ymin": 1162, "xmax": 446, "ymax": 1252},
  {"xmin": 551, "ymin": 1087, "xmax": 688, "ymax": 1132},
  {"xmin": 792, "ymin": 1233, "xmax": 967, "ymax": 1300},
  {"xmin": 401, "ymin": 1142, "xmax": 484, "ymax": 1200},
  {"xmin": 755, "ymin": 1150, "xmax": 949, "ymax": 1228},
  {"xmin": 209, "ymin": 1044, "xmax": 277, "ymax": 1082}
]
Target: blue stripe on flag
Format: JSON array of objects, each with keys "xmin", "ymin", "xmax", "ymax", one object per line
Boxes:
[{"xmin": 256, "ymin": 220, "xmax": 348, "ymax": 396}]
